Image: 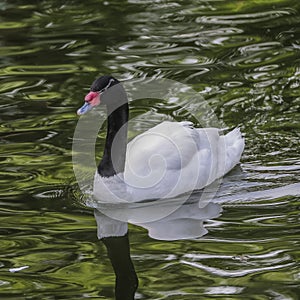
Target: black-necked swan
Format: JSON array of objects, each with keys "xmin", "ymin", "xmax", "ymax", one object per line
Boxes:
[
  {"xmin": 77, "ymin": 75, "xmax": 244, "ymax": 300},
  {"xmin": 77, "ymin": 75, "xmax": 245, "ymax": 203}
]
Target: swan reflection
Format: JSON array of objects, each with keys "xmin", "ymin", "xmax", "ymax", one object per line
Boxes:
[
  {"xmin": 88, "ymin": 189, "xmax": 222, "ymax": 300},
  {"xmin": 93, "ymin": 192, "xmax": 222, "ymax": 241}
]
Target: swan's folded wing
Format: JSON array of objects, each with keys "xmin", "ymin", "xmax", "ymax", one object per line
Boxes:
[{"xmin": 124, "ymin": 121, "xmax": 200, "ymax": 184}]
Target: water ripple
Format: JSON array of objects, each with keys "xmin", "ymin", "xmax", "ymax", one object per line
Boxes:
[
  {"xmin": 0, "ymin": 64, "xmax": 81, "ymax": 76},
  {"xmin": 196, "ymin": 9, "xmax": 295, "ymax": 25},
  {"xmin": 181, "ymin": 260, "xmax": 294, "ymax": 278}
]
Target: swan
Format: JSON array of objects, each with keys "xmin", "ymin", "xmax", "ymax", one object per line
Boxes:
[
  {"xmin": 77, "ymin": 75, "xmax": 245, "ymax": 203},
  {"xmin": 76, "ymin": 75, "xmax": 244, "ymax": 300}
]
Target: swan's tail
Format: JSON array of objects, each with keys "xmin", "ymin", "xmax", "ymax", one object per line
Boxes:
[{"xmin": 223, "ymin": 128, "xmax": 245, "ymax": 173}]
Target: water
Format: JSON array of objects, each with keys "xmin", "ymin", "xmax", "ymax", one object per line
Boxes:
[{"xmin": 1, "ymin": 0, "xmax": 300, "ymax": 299}]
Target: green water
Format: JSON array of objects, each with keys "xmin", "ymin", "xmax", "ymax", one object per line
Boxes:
[{"xmin": 1, "ymin": 0, "xmax": 300, "ymax": 299}]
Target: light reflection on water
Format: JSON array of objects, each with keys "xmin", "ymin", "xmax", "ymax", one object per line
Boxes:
[{"xmin": 0, "ymin": 0, "xmax": 300, "ymax": 299}]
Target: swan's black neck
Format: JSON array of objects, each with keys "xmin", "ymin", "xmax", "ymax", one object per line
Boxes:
[{"xmin": 98, "ymin": 89, "xmax": 129, "ymax": 177}]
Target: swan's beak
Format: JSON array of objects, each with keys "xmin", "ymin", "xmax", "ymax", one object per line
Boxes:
[
  {"xmin": 77, "ymin": 92, "xmax": 101, "ymax": 115},
  {"xmin": 77, "ymin": 102, "xmax": 92, "ymax": 115}
]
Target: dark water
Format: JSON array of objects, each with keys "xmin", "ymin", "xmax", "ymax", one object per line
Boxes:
[{"xmin": 1, "ymin": 0, "xmax": 300, "ymax": 299}]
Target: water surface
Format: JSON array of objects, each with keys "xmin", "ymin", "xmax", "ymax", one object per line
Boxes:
[{"xmin": 1, "ymin": 0, "xmax": 300, "ymax": 299}]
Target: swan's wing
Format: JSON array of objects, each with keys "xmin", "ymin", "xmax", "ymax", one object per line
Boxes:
[{"xmin": 124, "ymin": 121, "xmax": 200, "ymax": 184}]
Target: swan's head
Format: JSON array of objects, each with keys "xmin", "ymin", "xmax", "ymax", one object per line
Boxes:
[{"xmin": 77, "ymin": 75, "xmax": 119, "ymax": 115}]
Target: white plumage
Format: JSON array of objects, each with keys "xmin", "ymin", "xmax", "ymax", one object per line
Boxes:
[{"xmin": 93, "ymin": 121, "xmax": 244, "ymax": 203}]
